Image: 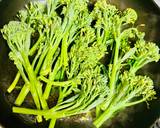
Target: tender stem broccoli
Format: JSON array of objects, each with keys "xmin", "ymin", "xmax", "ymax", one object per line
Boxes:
[{"xmin": 1, "ymin": 0, "xmax": 160, "ymax": 128}]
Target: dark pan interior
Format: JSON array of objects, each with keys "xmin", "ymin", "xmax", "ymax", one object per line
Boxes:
[{"xmin": 0, "ymin": 0, "xmax": 160, "ymax": 128}]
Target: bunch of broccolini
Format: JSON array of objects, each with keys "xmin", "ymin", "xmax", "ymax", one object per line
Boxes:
[{"xmin": 1, "ymin": 0, "xmax": 160, "ymax": 128}]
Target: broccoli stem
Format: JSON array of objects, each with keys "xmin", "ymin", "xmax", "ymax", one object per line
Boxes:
[
  {"xmin": 60, "ymin": 32, "xmax": 69, "ymax": 67},
  {"xmin": 124, "ymin": 98, "xmax": 147, "ymax": 107},
  {"xmin": 7, "ymin": 72, "xmax": 21, "ymax": 93},
  {"xmin": 43, "ymin": 58, "xmax": 61, "ymax": 99},
  {"xmin": 22, "ymin": 53, "xmax": 41, "ymax": 109},
  {"xmin": 40, "ymin": 34, "xmax": 62, "ymax": 76},
  {"xmin": 109, "ymin": 38, "xmax": 120, "ymax": 95},
  {"xmin": 96, "ymin": 105, "xmax": 102, "ymax": 118},
  {"xmin": 29, "ymin": 34, "xmax": 45, "ymax": 56},
  {"xmin": 94, "ymin": 107, "xmax": 115, "ymax": 128},
  {"xmin": 35, "ymin": 46, "xmax": 49, "ymax": 74},
  {"xmin": 39, "ymin": 76, "xmax": 77, "ymax": 87},
  {"xmin": 13, "ymin": 107, "xmax": 47, "ymax": 115},
  {"xmin": 21, "ymin": 52, "xmax": 48, "ymax": 109},
  {"xmin": 15, "ymin": 83, "xmax": 30, "ymax": 106},
  {"xmin": 49, "ymin": 118, "xmax": 56, "ymax": 128},
  {"xmin": 94, "ymin": 101, "xmax": 125, "ymax": 128}
]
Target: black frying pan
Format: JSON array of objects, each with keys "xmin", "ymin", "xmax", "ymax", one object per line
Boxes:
[{"xmin": 0, "ymin": 0, "xmax": 160, "ymax": 128}]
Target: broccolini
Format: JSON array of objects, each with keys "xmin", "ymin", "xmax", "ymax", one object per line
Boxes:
[{"xmin": 1, "ymin": 0, "xmax": 160, "ymax": 128}]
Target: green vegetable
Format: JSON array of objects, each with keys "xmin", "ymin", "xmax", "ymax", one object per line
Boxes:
[{"xmin": 1, "ymin": 0, "xmax": 160, "ymax": 128}]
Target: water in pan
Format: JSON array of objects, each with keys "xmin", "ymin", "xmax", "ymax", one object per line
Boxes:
[
  {"xmin": 151, "ymin": 118, "xmax": 160, "ymax": 128},
  {"xmin": 153, "ymin": 0, "xmax": 160, "ymax": 9}
]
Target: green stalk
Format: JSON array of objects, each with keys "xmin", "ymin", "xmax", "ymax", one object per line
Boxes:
[
  {"xmin": 7, "ymin": 72, "xmax": 21, "ymax": 93},
  {"xmin": 21, "ymin": 52, "xmax": 48, "ymax": 109},
  {"xmin": 57, "ymin": 87, "xmax": 64, "ymax": 103},
  {"xmin": 57, "ymin": 67, "xmax": 66, "ymax": 103},
  {"xmin": 49, "ymin": 118, "xmax": 57, "ymax": 128},
  {"xmin": 61, "ymin": 32, "xmax": 69, "ymax": 67},
  {"xmin": 35, "ymin": 46, "xmax": 49, "ymax": 74},
  {"xmin": 109, "ymin": 37, "xmax": 120, "ymax": 95},
  {"xmin": 112, "ymin": 83, "xmax": 130, "ymax": 105},
  {"xmin": 124, "ymin": 98, "xmax": 146, "ymax": 107},
  {"xmin": 21, "ymin": 52, "xmax": 41, "ymax": 109},
  {"xmin": 11, "ymin": 35, "xmax": 45, "ymax": 104},
  {"xmin": 94, "ymin": 94, "xmax": 142, "ymax": 128},
  {"xmin": 53, "ymin": 101, "xmax": 76, "ymax": 112},
  {"xmin": 29, "ymin": 35, "xmax": 44, "ymax": 56},
  {"xmin": 15, "ymin": 83, "xmax": 30, "ymax": 106},
  {"xmin": 96, "ymin": 105, "xmax": 101, "ymax": 118},
  {"xmin": 31, "ymin": 44, "xmax": 44, "ymax": 69},
  {"xmin": 15, "ymin": 62, "xmax": 29, "ymax": 84},
  {"xmin": 40, "ymin": 34, "xmax": 63, "ymax": 76},
  {"xmin": 14, "ymin": 47, "xmax": 48, "ymax": 106},
  {"xmin": 100, "ymin": 47, "xmax": 121, "ymax": 111},
  {"xmin": 13, "ymin": 107, "xmax": 47, "ymax": 115},
  {"xmin": 94, "ymin": 108, "xmax": 115, "ymax": 128},
  {"xmin": 43, "ymin": 59, "xmax": 60, "ymax": 99},
  {"xmin": 39, "ymin": 76, "xmax": 76, "ymax": 87}
]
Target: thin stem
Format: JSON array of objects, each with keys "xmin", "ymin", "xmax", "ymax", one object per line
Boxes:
[
  {"xmin": 13, "ymin": 107, "xmax": 47, "ymax": 115},
  {"xmin": 7, "ymin": 72, "xmax": 21, "ymax": 93},
  {"xmin": 94, "ymin": 108, "xmax": 115, "ymax": 128},
  {"xmin": 22, "ymin": 53, "xmax": 40, "ymax": 106},
  {"xmin": 35, "ymin": 46, "xmax": 49, "ymax": 74},
  {"xmin": 43, "ymin": 58, "xmax": 60, "ymax": 99},
  {"xmin": 94, "ymin": 102, "xmax": 124, "ymax": 128},
  {"xmin": 15, "ymin": 83, "xmax": 30, "ymax": 106},
  {"xmin": 29, "ymin": 35, "xmax": 44, "ymax": 56},
  {"xmin": 61, "ymin": 32, "xmax": 69, "ymax": 67},
  {"xmin": 96, "ymin": 105, "xmax": 101, "ymax": 118},
  {"xmin": 22, "ymin": 52, "xmax": 48, "ymax": 109},
  {"xmin": 40, "ymin": 34, "xmax": 63, "ymax": 76},
  {"xmin": 49, "ymin": 118, "xmax": 57, "ymax": 128},
  {"xmin": 124, "ymin": 98, "xmax": 146, "ymax": 107},
  {"xmin": 109, "ymin": 38, "xmax": 120, "ymax": 95},
  {"xmin": 39, "ymin": 76, "xmax": 75, "ymax": 87}
]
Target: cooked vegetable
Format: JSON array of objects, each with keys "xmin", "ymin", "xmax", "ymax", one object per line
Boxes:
[{"xmin": 1, "ymin": 0, "xmax": 160, "ymax": 128}]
